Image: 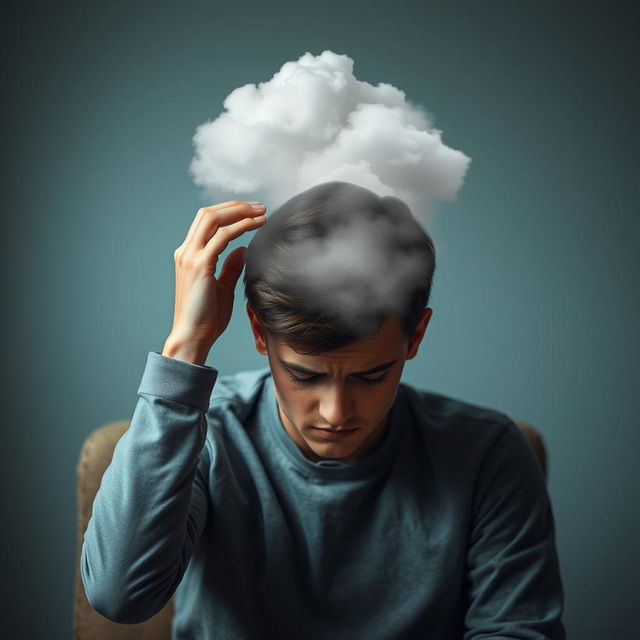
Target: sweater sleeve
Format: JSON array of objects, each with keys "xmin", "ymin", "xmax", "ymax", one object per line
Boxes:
[
  {"xmin": 80, "ymin": 351, "xmax": 218, "ymax": 624},
  {"xmin": 462, "ymin": 420, "xmax": 566, "ymax": 640}
]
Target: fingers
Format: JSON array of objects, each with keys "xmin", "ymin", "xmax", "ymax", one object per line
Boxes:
[
  {"xmin": 217, "ymin": 246, "xmax": 248, "ymax": 292},
  {"xmin": 202, "ymin": 214, "xmax": 266, "ymax": 267},
  {"xmin": 181, "ymin": 200, "xmax": 244, "ymax": 248},
  {"xmin": 190, "ymin": 202, "xmax": 266, "ymax": 251}
]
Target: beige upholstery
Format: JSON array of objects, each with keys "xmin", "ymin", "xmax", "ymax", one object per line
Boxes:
[
  {"xmin": 74, "ymin": 421, "xmax": 174, "ymax": 639},
  {"xmin": 74, "ymin": 418, "xmax": 548, "ymax": 639}
]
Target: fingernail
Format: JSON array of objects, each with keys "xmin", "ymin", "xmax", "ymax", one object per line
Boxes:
[{"xmin": 250, "ymin": 203, "xmax": 266, "ymax": 210}]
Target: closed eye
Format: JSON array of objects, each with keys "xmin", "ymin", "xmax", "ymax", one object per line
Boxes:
[{"xmin": 285, "ymin": 371, "xmax": 390, "ymax": 386}]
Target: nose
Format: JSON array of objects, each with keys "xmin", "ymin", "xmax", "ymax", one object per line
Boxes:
[{"xmin": 318, "ymin": 384, "xmax": 355, "ymax": 428}]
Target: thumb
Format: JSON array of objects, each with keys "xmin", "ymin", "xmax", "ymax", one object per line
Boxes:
[{"xmin": 218, "ymin": 246, "xmax": 247, "ymax": 292}]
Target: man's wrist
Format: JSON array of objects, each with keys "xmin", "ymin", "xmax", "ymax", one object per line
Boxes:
[{"xmin": 161, "ymin": 335, "xmax": 211, "ymax": 366}]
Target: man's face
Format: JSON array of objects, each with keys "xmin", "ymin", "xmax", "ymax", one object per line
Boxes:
[{"xmin": 247, "ymin": 306, "xmax": 432, "ymax": 464}]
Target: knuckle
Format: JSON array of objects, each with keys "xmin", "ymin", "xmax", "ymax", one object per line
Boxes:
[
  {"xmin": 220, "ymin": 201, "xmax": 242, "ymax": 211},
  {"xmin": 188, "ymin": 253, "xmax": 201, "ymax": 269},
  {"xmin": 216, "ymin": 223, "xmax": 232, "ymax": 235},
  {"xmin": 180, "ymin": 253, "xmax": 197, "ymax": 269}
]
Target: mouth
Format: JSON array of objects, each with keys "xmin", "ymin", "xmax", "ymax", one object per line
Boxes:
[{"xmin": 311, "ymin": 427, "xmax": 357, "ymax": 439}]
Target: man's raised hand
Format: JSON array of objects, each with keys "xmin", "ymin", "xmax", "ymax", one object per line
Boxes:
[{"xmin": 162, "ymin": 201, "xmax": 267, "ymax": 365}]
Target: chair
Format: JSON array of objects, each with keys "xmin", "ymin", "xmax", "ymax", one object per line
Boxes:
[{"xmin": 74, "ymin": 419, "xmax": 548, "ymax": 639}]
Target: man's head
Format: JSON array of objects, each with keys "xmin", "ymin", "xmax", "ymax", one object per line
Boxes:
[{"xmin": 243, "ymin": 181, "xmax": 436, "ymax": 462}]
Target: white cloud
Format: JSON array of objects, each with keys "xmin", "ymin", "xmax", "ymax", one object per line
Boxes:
[{"xmin": 189, "ymin": 49, "xmax": 470, "ymax": 225}]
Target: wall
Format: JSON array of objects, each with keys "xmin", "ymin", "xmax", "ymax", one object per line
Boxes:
[{"xmin": 2, "ymin": 1, "xmax": 638, "ymax": 637}]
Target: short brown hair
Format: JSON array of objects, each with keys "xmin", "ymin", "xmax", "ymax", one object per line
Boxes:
[{"xmin": 243, "ymin": 181, "xmax": 436, "ymax": 354}]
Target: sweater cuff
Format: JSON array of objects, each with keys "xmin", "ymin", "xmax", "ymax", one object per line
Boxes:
[{"xmin": 137, "ymin": 351, "xmax": 219, "ymax": 410}]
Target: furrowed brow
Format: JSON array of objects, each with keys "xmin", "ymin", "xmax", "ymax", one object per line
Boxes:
[{"xmin": 279, "ymin": 359, "xmax": 398, "ymax": 376}]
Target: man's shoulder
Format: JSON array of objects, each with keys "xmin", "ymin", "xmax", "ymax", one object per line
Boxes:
[
  {"xmin": 398, "ymin": 381, "xmax": 514, "ymax": 437},
  {"xmin": 398, "ymin": 382, "xmax": 529, "ymax": 474},
  {"xmin": 207, "ymin": 366, "xmax": 272, "ymax": 419}
]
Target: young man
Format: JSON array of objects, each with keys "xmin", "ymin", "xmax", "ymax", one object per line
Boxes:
[{"xmin": 81, "ymin": 182, "xmax": 566, "ymax": 639}]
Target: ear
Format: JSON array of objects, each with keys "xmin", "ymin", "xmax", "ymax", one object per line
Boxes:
[
  {"xmin": 406, "ymin": 308, "xmax": 433, "ymax": 360},
  {"xmin": 246, "ymin": 304, "xmax": 269, "ymax": 355}
]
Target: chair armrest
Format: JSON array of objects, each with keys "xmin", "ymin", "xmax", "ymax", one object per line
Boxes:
[
  {"xmin": 74, "ymin": 421, "xmax": 174, "ymax": 639},
  {"xmin": 513, "ymin": 420, "xmax": 548, "ymax": 482}
]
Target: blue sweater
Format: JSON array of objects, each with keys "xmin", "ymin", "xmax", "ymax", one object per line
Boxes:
[{"xmin": 81, "ymin": 351, "xmax": 566, "ymax": 639}]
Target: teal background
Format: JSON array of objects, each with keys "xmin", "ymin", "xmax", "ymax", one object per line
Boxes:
[{"xmin": 2, "ymin": 0, "xmax": 638, "ymax": 637}]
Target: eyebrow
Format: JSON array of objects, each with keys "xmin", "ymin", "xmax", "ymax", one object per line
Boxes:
[{"xmin": 279, "ymin": 359, "xmax": 398, "ymax": 376}]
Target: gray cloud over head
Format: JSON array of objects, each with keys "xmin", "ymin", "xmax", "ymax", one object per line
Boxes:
[
  {"xmin": 245, "ymin": 181, "xmax": 435, "ymax": 338},
  {"xmin": 289, "ymin": 219, "xmax": 433, "ymax": 335},
  {"xmin": 189, "ymin": 49, "xmax": 470, "ymax": 225}
]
